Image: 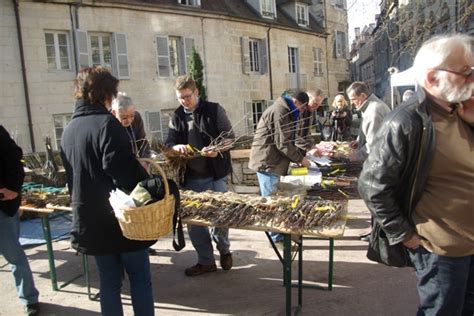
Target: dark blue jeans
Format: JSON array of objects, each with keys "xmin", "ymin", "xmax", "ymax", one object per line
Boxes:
[
  {"xmin": 408, "ymin": 246, "xmax": 474, "ymax": 316},
  {"xmin": 94, "ymin": 248, "xmax": 154, "ymax": 316}
]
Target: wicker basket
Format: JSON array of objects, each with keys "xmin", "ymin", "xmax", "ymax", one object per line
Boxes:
[{"xmin": 114, "ymin": 158, "xmax": 175, "ymax": 241}]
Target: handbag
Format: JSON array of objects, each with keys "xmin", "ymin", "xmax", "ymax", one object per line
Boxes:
[{"xmin": 366, "ymin": 221, "xmax": 412, "ymax": 268}]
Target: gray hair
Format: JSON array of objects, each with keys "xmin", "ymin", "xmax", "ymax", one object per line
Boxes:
[
  {"xmin": 112, "ymin": 92, "xmax": 134, "ymax": 111},
  {"xmin": 346, "ymin": 81, "xmax": 369, "ymax": 96},
  {"xmin": 413, "ymin": 33, "xmax": 473, "ymax": 87}
]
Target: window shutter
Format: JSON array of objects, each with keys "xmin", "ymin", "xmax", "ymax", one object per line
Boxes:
[
  {"xmin": 75, "ymin": 29, "xmax": 89, "ymax": 69},
  {"xmin": 184, "ymin": 37, "xmax": 195, "ymax": 73},
  {"xmin": 112, "ymin": 33, "xmax": 129, "ymax": 79},
  {"xmin": 244, "ymin": 101, "xmax": 253, "ymax": 134},
  {"xmin": 259, "ymin": 38, "xmax": 268, "ymax": 74},
  {"xmin": 156, "ymin": 36, "xmax": 171, "ymax": 77},
  {"xmin": 241, "ymin": 36, "xmax": 250, "ymax": 74},
  {"xmin": 145, "ymin": 110, "xmax": 163, "ymax": 143}
]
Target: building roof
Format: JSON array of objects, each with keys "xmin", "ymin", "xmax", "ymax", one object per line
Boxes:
[{"xmin": 96, "ymin": 0, "xmax": 325, "ymax": 34}]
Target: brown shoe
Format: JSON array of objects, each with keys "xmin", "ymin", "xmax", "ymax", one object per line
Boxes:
[
  {"xmin": 184, "ymin": 263, "xmax": 217, "ymax": 277},
  {"xmin": 220, "ymin": 253, "xmax": 233, "ymax": 270}
]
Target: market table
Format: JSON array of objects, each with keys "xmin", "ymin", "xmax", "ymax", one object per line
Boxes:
[
  {"xmin": 19, "ymin": 205, "xmax": 95, "ymax": 298},
  {"xmin": 180, "ymin": 190, "xmax": 347, "ymax": 316}
]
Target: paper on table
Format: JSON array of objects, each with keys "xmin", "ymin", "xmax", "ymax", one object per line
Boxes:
[{"xmin": 306, "ymin": 154, "xmax": 331, "ymax": 166}]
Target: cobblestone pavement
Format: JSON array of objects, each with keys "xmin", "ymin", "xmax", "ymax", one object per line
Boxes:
[{"xmin": 0, "ymin": 200, "xmax": 418, "ymax": 315}]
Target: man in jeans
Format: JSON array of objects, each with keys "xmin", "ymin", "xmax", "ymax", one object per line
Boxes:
[
  {"xmin": 249, "ymin": 91, "xmax": 311, "ymax": 243},
  {"xmin": 358, "ymin": 34, "xmax": 473, "ymax": 315},
  {"xmin": 0, "ymin": 125, "xmax": 40, "ymax": 316},
  {"xmin": 166, "ymin": 75, "xmax": 234, "ymax": 276}
]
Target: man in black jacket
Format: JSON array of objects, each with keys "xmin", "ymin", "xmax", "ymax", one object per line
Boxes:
[
  {"xmin": 0, "ymin": 125, "xmax": 40, "ymax": 315},
  {"xmin": 166, "ymin": 75, "xmax": 234, "ymax": 276},
  {"xmin": 358, "ymin": 34, "xmax": 473, "ymax": 315}
]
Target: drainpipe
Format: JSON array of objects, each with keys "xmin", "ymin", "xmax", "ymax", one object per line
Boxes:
[
  {"xmin": 12, "ymin": 0, "xmax": 35, "ymax": 152},
  {"xmin": 200, "ymin": 17, "xmax": 209, "ymax": 93},
  {"xmin": 267, "ymin": 25, "xmax": 273, "ymax": 100},
  {"xmin": 323, "ymin": 0, "xmax": 331, "ymax": 98}
]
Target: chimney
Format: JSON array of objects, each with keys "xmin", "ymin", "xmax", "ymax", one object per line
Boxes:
[{"xmin": 355, "ymin": 27, "xmax": 361, "ymax": 37}]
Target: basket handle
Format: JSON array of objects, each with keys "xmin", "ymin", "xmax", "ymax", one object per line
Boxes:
[{"xmin": 138, "ymin": 158, "xmax": 170, "ymax": 197}]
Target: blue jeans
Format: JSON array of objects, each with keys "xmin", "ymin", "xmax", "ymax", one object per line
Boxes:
[
  {"xmin": 256, "ymin": 172, "xmax": 282, "ymax": 242},
  {"xmin": 94, "ymin": 248, "xmax": 154, "ymax": 316},
  {"xmin": 408, "ymin": 246, "xmax": 474, "ymax": 316},
  {"xmin": 0, "ymin": 210, "xmax": 39, "ymax": 306},
  {"xmin": 184, "ymin": 177, "xmax": 230, "ymax": 265}
]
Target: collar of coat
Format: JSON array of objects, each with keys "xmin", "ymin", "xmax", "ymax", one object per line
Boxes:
[{"xmin": 72, "ymin": 99, "xmax": 111, "ymax": 119}]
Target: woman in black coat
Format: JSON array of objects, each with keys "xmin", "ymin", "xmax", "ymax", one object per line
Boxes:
[{"xmin": 60, "ymin": 67, "xmax": 155, "ymax": 316}]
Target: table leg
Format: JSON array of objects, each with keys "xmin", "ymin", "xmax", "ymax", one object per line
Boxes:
[
  {"xmin": 283, "ymin": 234, "xmax": 292, "ymax": 316},
  {"xmin": 40, "ymin": 215, "xmax": 58, "ymax": 291}
]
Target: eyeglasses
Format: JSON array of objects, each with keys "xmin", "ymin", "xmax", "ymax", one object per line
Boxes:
[
  {"xmin": 436, "ymin": 67, "xmax": 473, "ymax": 79},
  {"xmin": 177, "ymin": 91, "xmax": 195, "ymax": 101}
]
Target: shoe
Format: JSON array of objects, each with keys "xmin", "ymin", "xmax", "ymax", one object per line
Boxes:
[
  {"xmin": 184, "ymin": 263, "xmax": 217, "ymax": 277},
  {"xmin": 25, "ymin": 303, "xmax": 40, "ymax": 316},
  {"xmin": 360, "ymin": 234, "xmax": 370, "ymax": 242},
  {"xmin": 220, "ymin": 253, "xmax": 233, "ymax": 270},
  {"xmin": 148, "ymin": 248, "xmax": 158, "ymax": 255}
]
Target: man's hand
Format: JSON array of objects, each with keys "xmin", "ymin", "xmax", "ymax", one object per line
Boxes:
[
  {"xmin": 349, "ymin": 140, "xmax": 358, "ymax": 149},
  {"xmin": 0, "ymin": 188, "xmax": 19, "ymax": 201},
  {"xmin": 300, "ymin": 157, "xmax": 311, "ymax": 168},
  {"xmin": 201, "ymin": 146, "xmax": 218, "ymax": 158},
  {"xmin": 172, "ymin": 144, "xmax": 190, "ymax": 155},
  {"xmin": 402, "ymin": 232, "xmax": 421, "ymax": 249}
]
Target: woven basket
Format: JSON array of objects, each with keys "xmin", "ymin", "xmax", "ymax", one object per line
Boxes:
[{"xmin": 115, "ymin": 158, "xmax": 175, "ymax": 241}]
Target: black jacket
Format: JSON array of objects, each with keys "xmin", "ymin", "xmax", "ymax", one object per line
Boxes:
[
  {"xmin": 0, "ymin": 125, "xmax": 24, "ymax": 216},
  {"xmin": 166, "ymin": 100, "xmax": 232, "ymax": 182},
  {"xmin": 61, "ymin": 100, "xmax": 154, "ymax": 255},
  {"xmin": 358, "ymin": 91, "xmax": 437, "ymax": 246}
]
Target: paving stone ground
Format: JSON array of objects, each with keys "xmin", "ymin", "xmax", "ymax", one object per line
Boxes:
[{"xmin": 0, "ymin": 200, "xmax": 418, "ymax": 315}]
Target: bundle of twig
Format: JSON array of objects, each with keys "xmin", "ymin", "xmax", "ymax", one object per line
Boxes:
[{"xmin": 180, "ymin": 190, "xmax": 347, "ymax": 233}]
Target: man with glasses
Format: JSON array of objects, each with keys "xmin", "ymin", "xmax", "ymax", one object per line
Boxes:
[
  {"xmin": 166, "ymin": 75, "xmax": 234, "ymax": 276},
  {"xmin": 249, "ymin": 91, "xmax": 311, "ymax": 243},
  {"xmin": 358, "ymin": 34, "xmax": 473, "ymax": 315}
]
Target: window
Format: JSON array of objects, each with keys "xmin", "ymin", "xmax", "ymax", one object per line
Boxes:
[
  {"xmin": 296, "ymin": 4, "xmax": 309, "ymax": 27},
  {"xmin": 45, "ymin": 31, "xmax": 71, "ymax": 70},
  {"xmin": 145, "ymin": 109, "xmax": 174, "ymax": 143},
  {"xmin": 90, "ymin": 33, "xmax": 112, "ymax": 70},
  {"xmin": 75, "ymin": 30, "xmax": 129, "ymax": 79},
  {"xmin": 156, "ymin": 36, "xmax": 195, "ymax": 78},
  {"xmin": 335, "ymin": 31, "xmax": 347, "ymax": 58},
  {"xmin": 249, "ymin": 39, "xmax": 260, "ymax": 72},
  {"xmin": 313, "ymin": 47, "xmax": 323, "ymax": 76},
  {"xmin": 261, "ymin": 0, "xmax": 276, "ymax": 19},
  {"xmin": 288, "ymin": 47, "xmax": 299, "ymax": 73},
  {"xmin": 245, "ymin": 100, "xmax": 271, "ymax": 134},
  {"xmin": 241, "ymin": 37, "xmax": 268, "ymax": 74},
  {"xmin": 53, "ymin": 114, "xmax": 72, "ymax": 149},
  {"xmin": 178, "ymin": 0, "xmax": 200, "ymax": 6},
  {"xmin": 331, "ymin": 0, "xmax": 347, "ymax": 10}
]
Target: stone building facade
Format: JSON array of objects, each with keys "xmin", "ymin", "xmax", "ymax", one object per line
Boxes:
[{"xmin": 1, "ymin": 0, "xmax": 349, "ymax": 153}]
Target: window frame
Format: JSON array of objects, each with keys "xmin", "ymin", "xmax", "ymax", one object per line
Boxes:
[
  {"xmin": 296, "ymin": 3, "xmax": 309, "ymax": 27},
  {"xmin": 44, "ymin": 31, "xmax": 72, "ymax": 71},
  {"xmin": 245, "ymin": 100, "xmax": 271, "ymax": 134},
  {"xmin": 248, "ymin": 39, "xmax": 260, "ymax": 73},
  {"xmin": 288, "ymin": 46, "xmax": 299, "ymax": 73},
  {"xmin": 89, "ymin": 32, "xmax": 113, "ymax": 70},
  {"xmin": 313, "ymin": 47, "xmax": 323, "ymax": 77},
  {"xmin": 156, "ymin": 35, "xmax": 195, "ymax": 78},
  {"xmin": 53, "ymin": 113, "xmax": 72, "ymax": 150},
  {"xmin": 178, "ymin": 0, "xmax": 201, "ymax": 6},
  {"xmin": 260, "ymin": 0, "xmax": 276, "ymax": 19}
]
